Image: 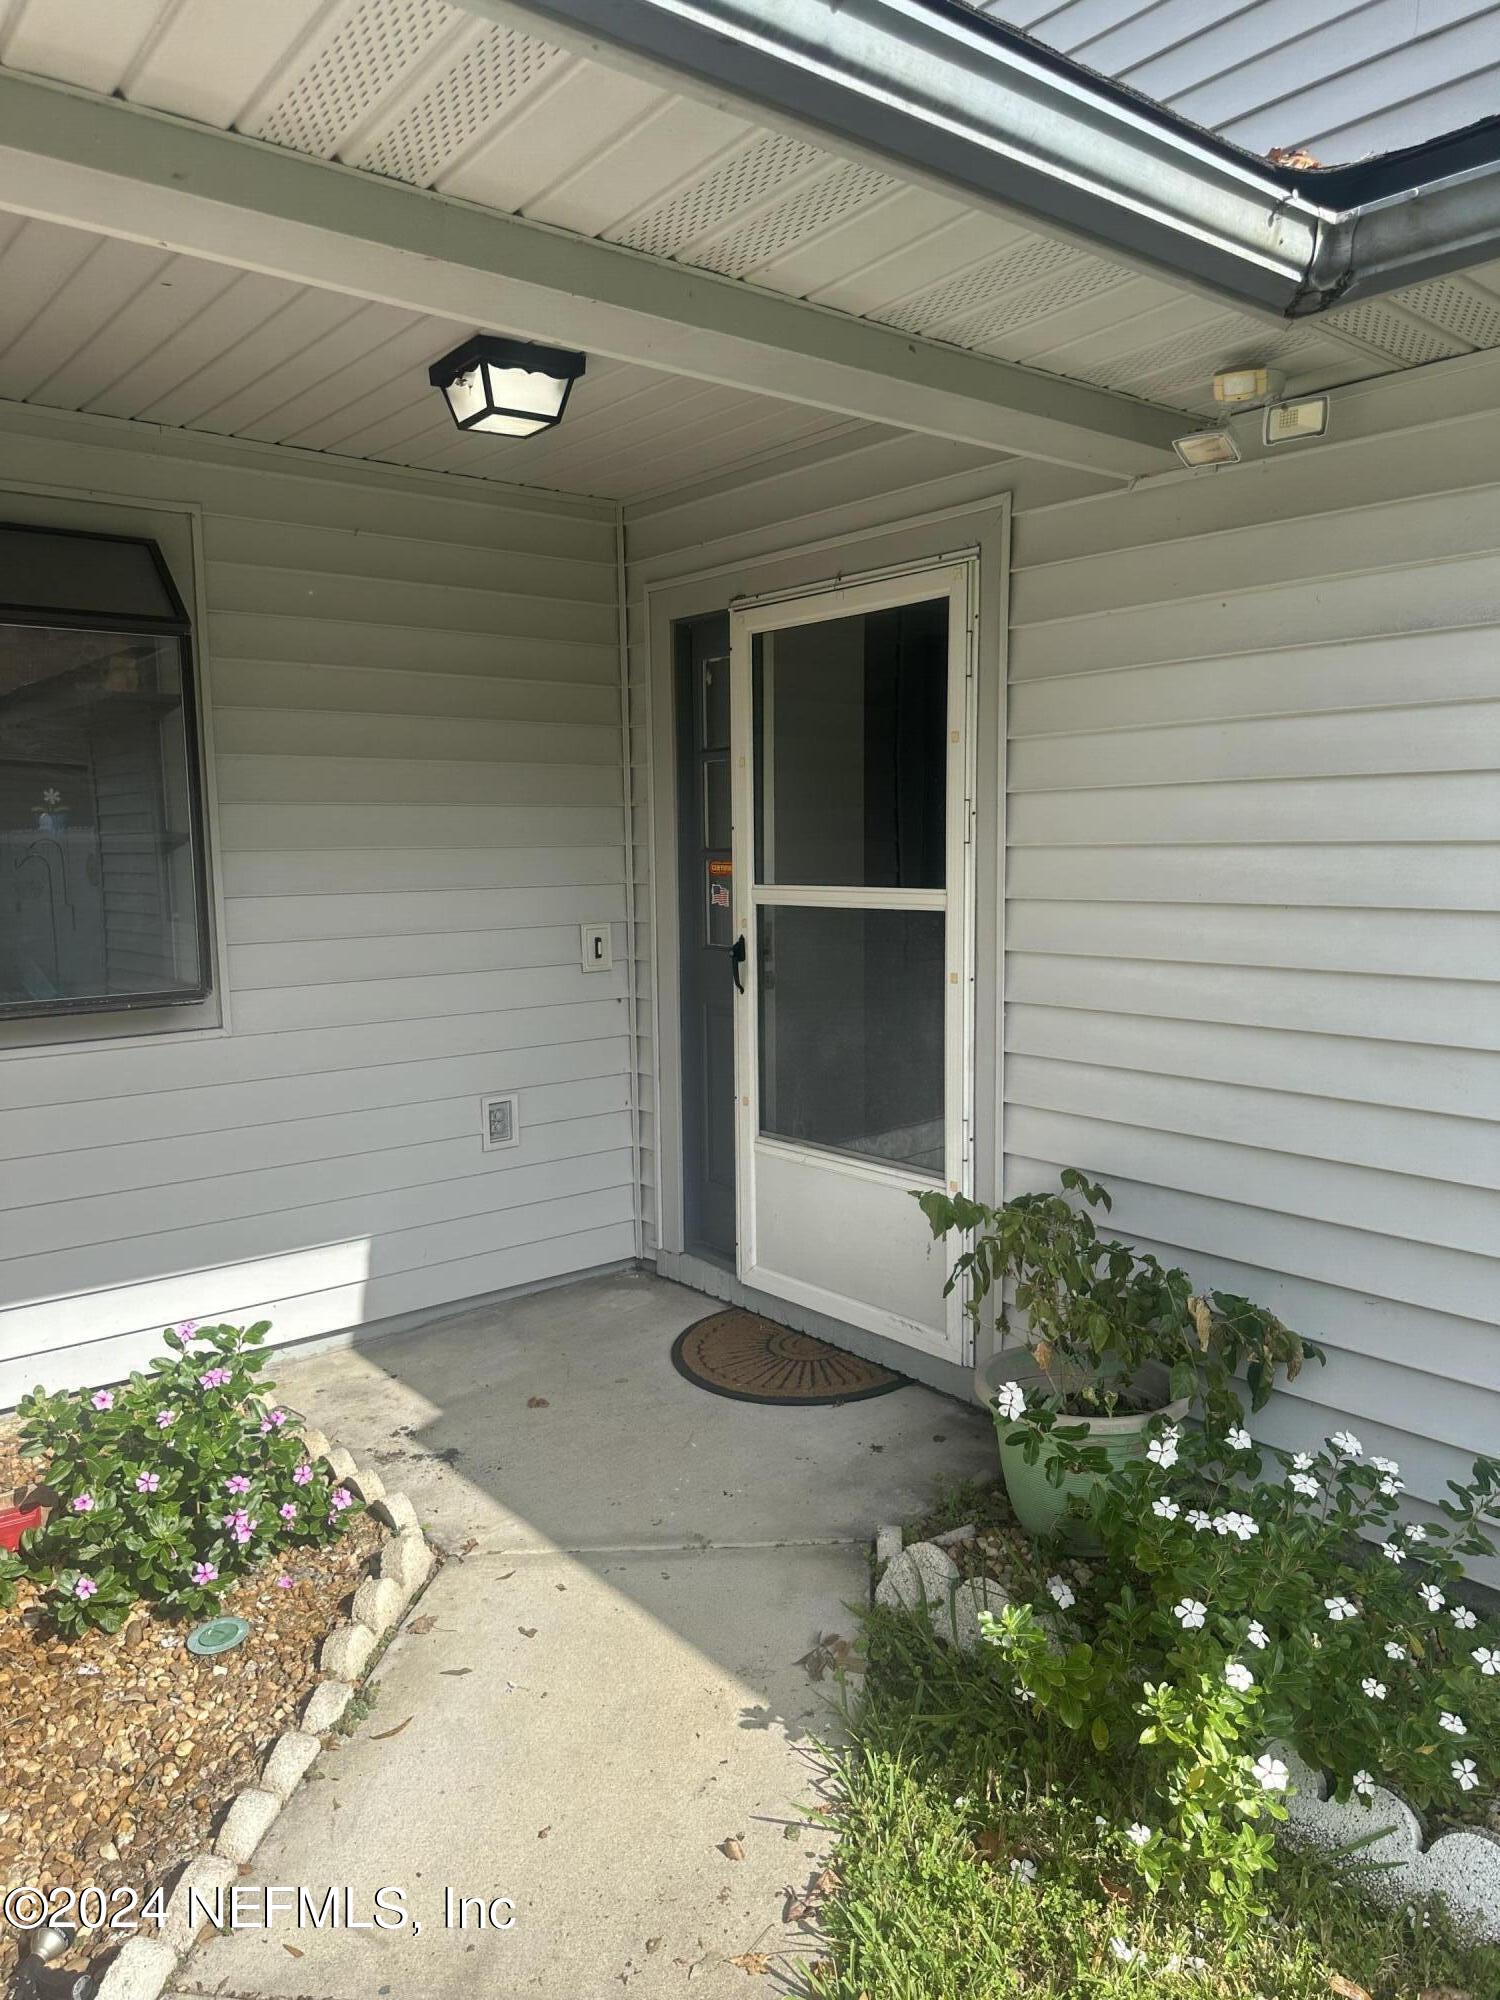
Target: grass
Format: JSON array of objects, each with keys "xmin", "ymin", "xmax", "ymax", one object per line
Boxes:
[{"xmin": 808, "ymin": 1585, "xmax": 1500, "ymax": 1998}]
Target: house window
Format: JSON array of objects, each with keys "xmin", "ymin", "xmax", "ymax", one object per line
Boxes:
[{"xmin": 0, "ymin": 523, "xmax": 210, "ymax": 1020}]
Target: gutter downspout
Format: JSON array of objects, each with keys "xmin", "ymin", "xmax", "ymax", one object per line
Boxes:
[{"xmin": 474, "ymin": 0, "xmax": 1500, "ymax": 322}]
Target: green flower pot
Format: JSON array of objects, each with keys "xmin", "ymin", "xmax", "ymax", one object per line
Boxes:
[{"xmin": 975, "ymin": 1352, "xmax": 1190, "ymax": 1544}]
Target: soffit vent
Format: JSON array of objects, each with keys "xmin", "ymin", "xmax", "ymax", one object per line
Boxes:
[
  {"xmin": 1380, "ymin": 276, "xmax": 1500, "ymax": 351},
  {"xmin": 1079, "ymin": 314, "xmax": 1318, "ymax": 406},
  {"xmin": 691, "ymin": 160, "xmax": 900, "ymax": 278},
  {"xmin": 1324, "ymin": 298, "xmax": 1468, "ymax": 367},
  {"xmin": 354, "ymin": 22, "xmax": 567, "ymax": 185},
  {"xmin": 879, "ymin": 233, "xmax": 1081, "ymax": 334},
  {"xmin": 247, "ymin": 0, "xmax": 455, "ymax": 161},
  {"xmin": 610, "ymin": 131, "xmax": 827, "ymax": 261},
  {"xmin": 943, "ymin": 253, "xmax": 1137, "ymax": 350}
]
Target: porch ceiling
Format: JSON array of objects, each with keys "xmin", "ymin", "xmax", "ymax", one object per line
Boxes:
[
  {"xmin": 2, "ymin": 0, "xmax": 1500, "ymax": 481},
  {"xmin": 0, "ymin": 213, "xmax": 881, "ymax": 500}
]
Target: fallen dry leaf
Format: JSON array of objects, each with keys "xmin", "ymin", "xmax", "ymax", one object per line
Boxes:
[
  {"xmin": 527, "ymin": 1396, "xmax": 550, "ymax": 1409},
  {"xmin": 783, "ymin": 1895, "xmax": 810, "ymax": 1924},
  {"xmin": 369, "ymin": 1715, "xmax": 414, "ymax": 1741},
  {"xmin": 519, "ymin": 1626, "xmax": 538, "ymax": 1639},
  {"xmin": 813, "ymin": 1869, "xmax": 839, "ymax": 1896},
  {"xmin": 973, "ymin": 1828, "xmax": 1010, "ymax": 1866},
  {"xmin": 406, "ymin": 1613, "xmax": 437, "ymax": 1636},
  {"xmin": 645, "ymin": 1938, "xmax": 663, "ymax": 1954},
  {"xmin": 1327, "ymin": 1978, "xmax": 1373, "ymax": 2000},
  {"xmin": 282, "ymin": 1945, "xmax": 304, "ymax": 1959},
  {"xmin": 730, "ymin": 1953, "xmax": 773, "ymax": 1975},
  {"xmin": 439, "ymin": 1667, "xmax": 473, "ymax": 1677},
  {"xmin": 537, "ymin": 1825, "xmax": 551, "ymax": 1840},
  {"xmin": 1098, "ymin": 1875, "xmax": 1132, "ymax": 1904},
  {"xmin": 720, "ymin": 1836, "xmax": 746, "ymax": 1861}
]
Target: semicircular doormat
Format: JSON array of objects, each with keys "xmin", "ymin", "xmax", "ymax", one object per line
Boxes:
[{"xmin": 671, "ymin": 1308, "xmax": 908, "ymax": 1407}]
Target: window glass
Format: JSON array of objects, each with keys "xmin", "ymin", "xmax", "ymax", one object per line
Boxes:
[
  {"xmin": 0, "ymin": 622, "xmax": 206, "ymax": 1015},
  {"xmin": 753, "ymin": 598, "xmax": 947, "ymax": 889}
]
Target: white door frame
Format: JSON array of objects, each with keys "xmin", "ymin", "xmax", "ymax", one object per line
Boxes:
[
  {"xmin": 728, "ymin": 561, "xmax": 976, "ymax": 1358},
  {"xmin": 641, "ymin": 494, "xmax": 1011, "ymax": 1366}
]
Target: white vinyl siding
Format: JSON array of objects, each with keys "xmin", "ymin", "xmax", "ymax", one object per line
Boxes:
[
  {"xmin": 627, "ymin": 388, "xmax": 1500, "ymax": 1516},
  {"xmin": 0, "ymin": 408, "xmax": 633, "ymax": 1402}
]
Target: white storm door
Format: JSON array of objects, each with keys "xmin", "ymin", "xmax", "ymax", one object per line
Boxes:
[{"xmin": 729, "ymin": 564, "xmax": 974, "ymax": 1362}]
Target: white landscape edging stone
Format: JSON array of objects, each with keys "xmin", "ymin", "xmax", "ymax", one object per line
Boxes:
[
  {"xmin": 83, "ymin": 1450, "xmax": 436, "ymax": 2000},
  {"xmin": 1273, "ymin": 1741, "xmax": 1500, "ymax": 1944}
]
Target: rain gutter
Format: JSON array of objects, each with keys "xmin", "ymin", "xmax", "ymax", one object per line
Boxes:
[{"xmin": 480, "ymin": 0, "xmax": 1500, "ymax": 318}]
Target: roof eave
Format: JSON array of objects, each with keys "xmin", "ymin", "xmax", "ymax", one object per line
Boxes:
[{"xmin": 472, "ymin": 0, "xmax": 1500, "ymax": 319}]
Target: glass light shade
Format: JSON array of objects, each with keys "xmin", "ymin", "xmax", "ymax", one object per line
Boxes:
[{"xmin": 430, "ymin": 335, "xmax": 586, "ymax": 439}]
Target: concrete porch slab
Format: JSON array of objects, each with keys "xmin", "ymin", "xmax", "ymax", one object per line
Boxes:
[{"xmin": 170, "ymin": 1271, "xmax": 993, "ymax": 1999}]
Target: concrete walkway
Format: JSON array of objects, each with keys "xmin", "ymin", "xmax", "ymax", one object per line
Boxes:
[{"xmin": 170, "ymin": 1271, "xmax": 992, "ymax": 2000}]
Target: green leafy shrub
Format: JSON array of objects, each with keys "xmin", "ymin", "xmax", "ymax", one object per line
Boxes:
[
  {"xmin": 917, "ymin": 1169, "xmax": 1322, "ymax": 1423},
  {"xmin": 979, "ymin": 1408, "xmax": 1500, "ymax": 1904},
  {"xmin": 16, "ymin": 1319, "xmax": 358, "ymax": 1633}
]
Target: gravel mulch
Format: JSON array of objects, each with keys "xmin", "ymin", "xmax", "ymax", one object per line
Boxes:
[{"xmin": 0, "ymin": 1427, "xmax": 382, "ymax": 1983}]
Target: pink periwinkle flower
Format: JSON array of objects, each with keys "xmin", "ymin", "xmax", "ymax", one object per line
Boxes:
[
  {"xmin": 279, "ymin": 1501, "xmax": 298, "ymax": 1522},
  {"xmin": 192, "ymin": 1561, "xmax": 218, "ymax": 1586},
  {"xmin": 225, "ymin": 1474, "xmax": 251, "ymax": 1495},
  {"xmin": 276, "ymin": 1575, "xmax": 294, "ymax": 1590},
  {"xmin": 135, "ymin": 1472, "xmax": 160, "ymax": 1494},
  {"xmin": 329, "ymin": 1487, "xmax": 353, "ymax": 1513},
  {"xmin": 71, "ymin": 1493, "xmax": 95, "ymax": 1513},
  {"xmin": 91, "ymin": 1390, "xmax": 114, "ymax": 1412},
  {"xmin": 232, "ymin": 1518, "xmax": 257, "ymax": 1546},
  {"xmin": 259, "ymin": 1408, "xmax": 288, "ymax": 1434},
  {"xmin": 156, "ymin": 1409, "xmax": 177, "ymax": 1429},
  {"xmin": 198, "ymin": 1367, "xmax": 232, "ymax": 1390},
  {"xmin": 171, "ymin": 1320, "xmax": 199, "ymax": 1346},
  {"xmin": 292, "ymin": 1462, "xmax": 314, "ymax": 1486},
  {"xmin": 74, "ymin": 1575, "xmax": 98, "ymax": 1600}
]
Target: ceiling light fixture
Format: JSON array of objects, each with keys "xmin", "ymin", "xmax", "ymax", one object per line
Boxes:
[
  {"xmin": 1172, "ymin": 429, "xmax": 1240, "ymax": 469},
  {"xmin": 429, "ymin": 334, "xmax": 587, "ymax": 438}
]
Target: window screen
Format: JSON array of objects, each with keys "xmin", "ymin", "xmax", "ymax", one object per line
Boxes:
[{"xmin": 0, "ymin": 524, "xmax": 210, "ymax": 1019}]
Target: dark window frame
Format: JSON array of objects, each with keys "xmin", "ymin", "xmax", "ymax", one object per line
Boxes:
[{"xmin": 0, "ymin": 521, "xmax": 214, "ymax": 1023}]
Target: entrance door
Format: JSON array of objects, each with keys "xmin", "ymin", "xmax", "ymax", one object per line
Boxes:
[{"xmin": 729, "ymin": 565, "xmax": 973, "ymax": 1361}]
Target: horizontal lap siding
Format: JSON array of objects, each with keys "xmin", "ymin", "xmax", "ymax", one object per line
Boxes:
[
  {"xmin": 0, "ymin": 420, "xmax": 631, "ymax": 1400},
  {"xmin": 1007, "ymin": 442, "xmax": 1500, "ymax": 1509}
]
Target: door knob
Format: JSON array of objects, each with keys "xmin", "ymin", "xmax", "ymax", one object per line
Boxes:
[{"xmin": 730, "ymin": 933, "xmax": 746, "ymax": 993}]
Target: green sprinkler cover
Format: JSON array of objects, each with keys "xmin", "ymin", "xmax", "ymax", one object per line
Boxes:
[{"xmin": 186, "ymin": 1615, "xmax": 251, "ymax": 1656}]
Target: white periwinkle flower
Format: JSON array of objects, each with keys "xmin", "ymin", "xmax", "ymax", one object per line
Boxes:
[
  {"xmin": 1174, "ymin": 1597, "xmax": 1207, "ymax": 1630},
  {"xmin": 1381, "ymin": 1540, "xmax": 1406, "ymax": 1564},
  {"xmin": 995, "ymin": 1380, "xmax": 1027, "ymax": 1423},
  {"xmin": 1147, "ymin": 1426, "xmax": 1181, "ymax": 1469},
  {"xmin": 1473, "ymin": 1646, "xmax": 1499, "ymax": 1676},
  {"xmin": 1109, "ymin": 1938, "xmax": 1142, "ymax": 1965},
  {"xmin": 1125, "ymin": 1823, "xmax": 1153, "ymax": 1847},
  {"xmin": 1439, "ymin": 1711, "xmax": 1467, "ymax": 1737},
  {"xmin": 1224, "ymin": 1660, "xmax": 1254, "ymax": 1693},
  {"xmin": 1324, "ymin": 1595, "xmax": 1358, "ymax": 1623},
  {"xmin": 1451, "ymin": 1605, "xmax": 1478, "ymax": 1632},
  {"xmin": 1291, "ymin": 1451, "xmax": 1314, "ymax": 1471},
  {"xmin": 1379, "ymin": 1475, "xmax": 1405, "ymax": 1498},
  {"xmin": 1330, "ymin": 1430, "xmax": 1363, "ymax": 1459},
  {"xmin": 1352, "ymin": 1769, "xmax": 1376, "ymax": 1801},
  {"xmin": 1246, "ymin": 1620, "xmax": 1268, "ymax": 1651},
  {"xmin": 1371, "ymin": 1456, "xmax": 1400, "ymax": 1476},
  {"xmin": 1186, "ymin": 1508, "xmax": 1213, "ymax": 1533},
  {"xmin": 1384, "ymin": 1641, "xmax": 1408, "ymax": 1661},
  {"xmin": 1046, "ymin": 1573, "xmax": 1077, "ymax": 1611},
  {"xmin": 1418, "ymin": 1583, "xmax": 1446, "ymax": 1613},
  {"xmin": 1152, "ymin": 1497, "xmax": 1181, "ymax": 1522},
  {"xmin": 1453, "ymin": 1759, "xmax": 1480, "ymax": 1792},
  {"xmin": 1361, "ymin": 1677, "xmax": 1387, "ymax": 1701},
  {"xmin": 1253, "ymin": 1754, "xmax": 1289, "ymax": 1792},
  {"xmin": 1289, "ymin": 1473, "xmax": 1319, "ymax": 1499},
  {"xmin": 1404, "ymin": 1524, "xmax": 1427, "ymax": 1543},
  {"xmin": 1226, "ymin": 1426, "xmax": 1252, "ymax": 1453},
  {"xmin": 1009, "ymin": 1857, "xmax": 1038, "ymax": 1882}
]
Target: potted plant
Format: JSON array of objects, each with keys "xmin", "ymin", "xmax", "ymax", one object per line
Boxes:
[{"xmin": 916, "ymin": 1170, "xmax": 1322, "ymax": 1538}]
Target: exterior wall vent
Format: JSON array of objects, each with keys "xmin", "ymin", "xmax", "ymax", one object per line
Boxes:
[{"xmin": 480, "ymin": 1092, "xmax": 520, "ymax": 1151}]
